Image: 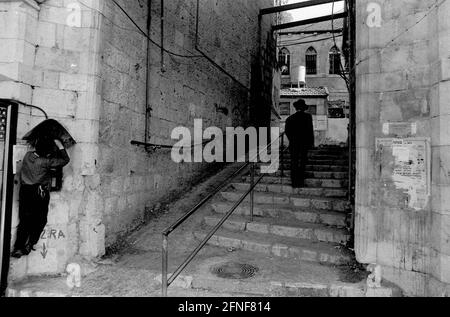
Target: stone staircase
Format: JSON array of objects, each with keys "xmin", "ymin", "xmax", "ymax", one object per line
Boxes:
[
  {"xmin": 193, "ymin": 146, "xmax": 355, "ymax": 267},
  {"xmin": 189, "ymin": 146, "xmax": 402, "ymax": 296}
]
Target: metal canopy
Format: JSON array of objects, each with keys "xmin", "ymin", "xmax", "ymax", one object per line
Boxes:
[
  {"xmin": 260, "ymin": 0, "xmax": 341, "ymax": 15},
  {"xmin": 272, "ymin": 12, "xmax": 347, "ymax": 31},
  {"xmin": 278, "ymin": 29, "xmax": 343, "ymax": 35}
]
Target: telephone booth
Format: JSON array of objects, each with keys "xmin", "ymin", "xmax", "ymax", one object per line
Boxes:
[{"xmin": 0, "ymin": 100, "xmax": 18, "ymax": 296}]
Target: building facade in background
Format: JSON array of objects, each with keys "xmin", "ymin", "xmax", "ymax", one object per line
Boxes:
[{"xmin": 277, "ymin": 19, "xmax": 349, "ymax": 146}]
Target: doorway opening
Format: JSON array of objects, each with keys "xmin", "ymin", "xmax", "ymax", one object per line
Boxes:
[{"xmin": 260, "ymin": 0, "xmax": 357, "ymax": 246}]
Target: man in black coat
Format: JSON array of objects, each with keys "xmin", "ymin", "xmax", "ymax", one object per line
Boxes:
[{"xmin": 285, "ymin": 99, "xmax": 315, "ymax": 188}]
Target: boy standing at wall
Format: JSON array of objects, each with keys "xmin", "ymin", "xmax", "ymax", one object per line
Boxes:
[{"xmin": 11, "ymin": 138, "xmax": 70, "ymax": 258}]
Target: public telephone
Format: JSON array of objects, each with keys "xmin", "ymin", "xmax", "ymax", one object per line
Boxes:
[{"xmin": 0, "ymin": 100, "xmax": 18, "ymax": 296}]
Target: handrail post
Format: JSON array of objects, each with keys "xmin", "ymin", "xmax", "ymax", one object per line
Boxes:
[
  {"xmin": 281, "ymin": 133, "xmax": 285, "ymax": 178},
  {"xmin": 162, "ymin": 234, "xmax": 168, "ymax": 297},
  {"xmin": 160, "ymin": 133, "xmax": 285, "ymax": 295},
  {"xmin": 250, "ymin": 162, "xmax": 255, "ymax": 222}
]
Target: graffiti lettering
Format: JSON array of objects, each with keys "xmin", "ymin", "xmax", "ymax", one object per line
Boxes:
[{"xmin": 40, "ymin": 229, "xmax": 66, "ymax": 240}]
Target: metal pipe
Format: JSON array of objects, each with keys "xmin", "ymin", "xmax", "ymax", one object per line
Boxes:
[
  {"xmin": 281, "ymin": 134, "xmax": 285, "ymax": 178},
  {"xmin": 250, "ymin": 163, "xmax": 255, "ymax": 222},
  {"xmin": 131, "ymin": 140, "xmax": 173, "ymax": 149},
  {"xmin": 160, "ymin": 0, "xmax": 165, "ymax": 72},
  {"xmin": 348, "ymin": 0, "xmax": 356, "ymax": 236},
  {"xmin": 161, "ymin": 234, "xmax": 168, "ymax": 297},
  {"xmin": 145, "ymin": 0, "xmax": 152, "ymax": 149},
  {"xmin": 3, "ymin": 100, "xmax": 48, "ymax": 120}
]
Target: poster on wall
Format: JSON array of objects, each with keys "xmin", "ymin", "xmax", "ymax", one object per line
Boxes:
[
  {"xmin": 313, "ymin": 115, "xmax": 328, "ymax": 131},
  {"xmin": 376, "ymin": 138, "xmax": 431, "ymax": 211}
]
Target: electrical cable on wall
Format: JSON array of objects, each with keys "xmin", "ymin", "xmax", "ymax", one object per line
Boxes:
[
  {"xmin": 78, "ymin": 0, "xmax": 203, "ymax": 59},
  {"xmin": 331, "ymin": 0, "xmax": 350, "ymax": 91},
  {"xmin": 350, "ymin": 0, "xmax": 448, "ymax": 74},
  {"xmin": 277, "ymin": 34, "xmax": 343, "ymax": 47},
  {"xmin": 111, "ymin": 0, "xmax": 204, "ymax": 59},
  {"xmin": 14, "ymin": 101, "xmax": 49, "ymax": 120},
  {"xmin": 98, "ymin": 0, "xmax": 250, "ymax": 90}
]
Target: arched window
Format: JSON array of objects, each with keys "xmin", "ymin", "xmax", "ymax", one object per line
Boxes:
[
  {"xmin": 305, "ymin": 47, "xmax": 317, "ymax": 75},
  {"xmin": 278, "ymin": 47, "xmax": 290, "ymax": 75},
  {"xmin": 329, "ymin": 46, "xmax": 341, "ymax": 75}
]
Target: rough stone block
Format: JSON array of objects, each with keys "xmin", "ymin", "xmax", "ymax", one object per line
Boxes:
[
  {"xmin": 312, "ymin": 199, "xmax": 332, "ymax": 210},
  {"xmin": 272, "ymin": 244, "xmax": 289, "ymax": 257},
  {"xmin": 155, "ymin": 274, "xmax": 193, "ymax": 289},
  {"xmin": 26, "ymin": 248, "xmax": 59, "ymax": 275},
  {"xmin": 36, "ymin": 21, "xmax": 56, "ymax": 47},
  {"xmin": 291, "ymin": 198, "xmax": 311, "ymax": 208},
  {"xmin": 79, "ymin": 220, "xmax": 105, "ymax": 258},
  {"xmin": 9, "ymin": 257, "xmax": 28, "ymax": 281},
  {"xmin": 246, "ymin": 222, "xmax": 269, "ymax": 234},
  {"xmin": 365, "ymin": 287, "xmax": 394, "ymax": 297},
  {"xmin": 216, "ymin": 236, "xmax": 242, "ymax": 249},
  {"xmin": 302, "ymin": 249, "xmax": 318, "ymax": 262},
  {"xmin": 59, "ymin": 73, "xmax": 90, "ymax": 91},
  {"xmin": 241, "ymin": 240, "xmax": 271, "ymax": 254}
]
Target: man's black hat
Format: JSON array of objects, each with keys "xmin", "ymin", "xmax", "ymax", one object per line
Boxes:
[{"xmin": 293, "ymin": 99, "xmax": 308, "ymax": 111}]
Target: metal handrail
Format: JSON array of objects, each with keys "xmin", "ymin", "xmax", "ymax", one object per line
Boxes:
[{"xmin": 161, "ymin": 132, "xmax": 287, "ymax": 296}]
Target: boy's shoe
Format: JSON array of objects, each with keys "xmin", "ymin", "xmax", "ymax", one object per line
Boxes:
[
  {"xmin": 11, "ymin": 249, "xmax": 25, "ymax": 259},
  {"xmin": 23, "ymin": 244, "xmax": 35, "ymax": 255}
]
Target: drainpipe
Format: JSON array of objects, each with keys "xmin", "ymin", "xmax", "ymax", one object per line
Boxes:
[
  {"xmin": 160, "ymin": 0, "xmax": 165, "ymax": 72},
  {"xmin": 145, "ymin": 0, "xmax": 152, "ymax": 149}
]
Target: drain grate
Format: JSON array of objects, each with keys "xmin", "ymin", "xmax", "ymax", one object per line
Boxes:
[{"xmin": 211, "ymin": 262, "xmax": 259, "ymax": 280}]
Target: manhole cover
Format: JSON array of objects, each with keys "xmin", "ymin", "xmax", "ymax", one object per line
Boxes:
[{"xmin": 211, "ymin": 262, "xmax": 259, "ymax": 280}]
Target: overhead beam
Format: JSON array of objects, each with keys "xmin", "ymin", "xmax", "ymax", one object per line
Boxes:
[
  {"xmin": 260, "ymin": 0, "xmax": 341, "ymax": 16},
  {"xmin": 278, "ymin": 29, "xmax": 343, "ymax": 35},
  {"xmin": 272, "ymin": 12, "xmax": 347, "ymax": 31}
]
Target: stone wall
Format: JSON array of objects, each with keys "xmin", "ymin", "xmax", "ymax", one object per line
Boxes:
[
  {"xmin": 0, "ymin": 0, "xmax": 275, "ymax": 278},
  {"xmin": 97, "ymin": 0, "xmax": 274, "ymax": 246},
  {"xmin": 355, "ymin": 0, "xmax": 450, "ymax": 296},
  {"xmin": 1, "ymin": 0, "xmax": 104, "ymax": 278}
]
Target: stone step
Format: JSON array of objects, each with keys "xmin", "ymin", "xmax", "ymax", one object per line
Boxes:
[
  {"xmin": 243, "ymin": 176, "xmax": 349, "ymax": 189},
  {"xmin": 306, "ymin": 171, "xmax": 348, "ymax": 179},
  {"xmin": 282, "ymin": 153, "xmax": 349, "ymax": 160},
  {"xmin": 276, "ymin": 159, "xmax": 349, "ymax": 167},
  {"xmin": 193, "ymin": 229, "xmax": 353, "ymax": 265},
  {"xmin": 220, "ymin": 190, "xmax": 351, "ymax": 213},
  {"xmin": 254, "ymin": 170, "xmax": 348, "ymax": 179},
  {"xmin": 186, "ymin": 248, "xmax": 400, "ymax": 297},
  {"xmin": 282, "ymin": 148, "xmax": 348, "ymax": 154},
  {"xmin": 211, "ymin": 202, "xmax": 348, "ymax": 228},
  {"xmin": 306, "ymin": 165, "xmax": 349, "ymax": 172},
  {"xmin": 203, "ymin": 215, "xmax": 351, "ymax": 244},
  {"xmin": 230, "ymin": 183, "xmax": 348, "ymax": 198},
  {"xmin": 263, "ymin": 162, "xmax": 349, "ymax": 170}
]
